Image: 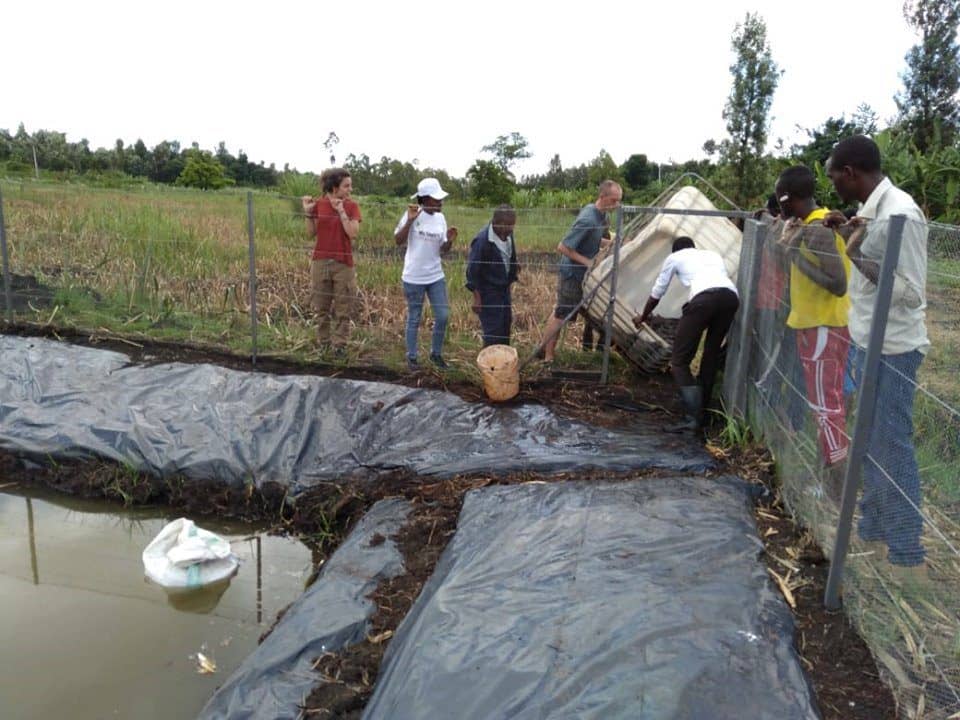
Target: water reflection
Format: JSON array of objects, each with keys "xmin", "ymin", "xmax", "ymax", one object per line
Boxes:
[
  {"xmin": 162, "ymin": 577, "xmax": 234, "ymax": 615},
  {"xmin": 0, "ymin": 486, "xmax": 314, "ymax": 720}
]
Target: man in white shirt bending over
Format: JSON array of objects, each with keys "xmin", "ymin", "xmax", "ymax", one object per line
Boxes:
[{"xmin": 633, "ymin": 236, "xmax": 740, "ymax": 431}]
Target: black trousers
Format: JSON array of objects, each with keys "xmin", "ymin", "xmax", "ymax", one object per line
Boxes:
[
  {"xmin": 479, "ymin": 287, "xmax": 512, "ymax": 347},
  {"xmin": 671, "ymin": 288, "xmax": 740, "ymax": 400}
]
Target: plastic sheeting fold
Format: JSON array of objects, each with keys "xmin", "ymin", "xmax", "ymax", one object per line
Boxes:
[
  {"xmin": 198, "ymin": 497, "xmax": 410, "ymax": 720},
  {"xmin": 0, "ymin": 336, "xmax": 712, "ymax": 491},
  {"xmin": 363, "ymin": 478, "xmax": 819, "ymax": 720}
]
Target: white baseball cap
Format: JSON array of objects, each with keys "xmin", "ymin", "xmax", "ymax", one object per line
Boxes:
[{"xmin": 412, "ymin": 177, "xmax": 448, "ymax": 200}]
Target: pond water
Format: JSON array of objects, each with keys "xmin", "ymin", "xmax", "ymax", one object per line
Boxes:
[{"xmin": 0, "ymin": 486, "xmax": 314, "ymax": 719}]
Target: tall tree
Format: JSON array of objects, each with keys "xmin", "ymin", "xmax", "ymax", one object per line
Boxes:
[
  {"xmin": 466, "ymin": 159, "xmax": 514, "ymax": 205},
  {"xmin": 112, "ymin": 139, "xmax": 125, "ymax": 172},
  {"xmin": 896, "ymin": 0, "xmax": 960, "ymax": 152},
  {"xmin": 175, "ymin": 149, "xmax": 231, "ymax": 190},
  {"xmin": 791, "ymin": 113, "xmax": 876, "ymax": 167},
  {"xmin": 481, "ymin": 132, "xmax": 531, "ymax": 175},
  {"xmin": 852, "ymin": 103, "xmax": 879, "ymax": 136},
  {"xmin": 151, "ymin": 140, "xmax": 185, "ymax": 184},
  {"xmin": 323, "ymin": 131, "xmax": 340, "ymax": 165},
  {"xmin": 586, "ymin": 149, "xmax": 624, "ymax": 189},
  {"xmin": 544, "ymin": 153, "xmax": 566, "ymax": 189},
  {"xmin": 0, "ymin": 128, "xmax": 12, "ymax": 161},
  {"xmin": 720, "ymin": 12, "xmax": 781, "ymax": 207},
  {"xmin": 621, "ymin": 153, "xmax": 652, "ymax": 190}
]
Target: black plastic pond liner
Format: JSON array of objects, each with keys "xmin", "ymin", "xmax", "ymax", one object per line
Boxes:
[
  {"xmin": 197, "ymin": 497, "xmax": 410, "ymax": 720},
  {"xmin": 0, "ymin": 336, "xmax": 712, "ymax": 492},
  {"xmin": 363, "ymin": 478, "xmax": 820, "ymax": 720}
]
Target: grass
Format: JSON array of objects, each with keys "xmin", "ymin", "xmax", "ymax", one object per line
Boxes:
[
  {"xmin": 0, "ymin": 178, "xmax": 633, "ymax": 383},
  {"xmin": 710, "ymin": 400, "xmax": 755, "ymax": 450}
]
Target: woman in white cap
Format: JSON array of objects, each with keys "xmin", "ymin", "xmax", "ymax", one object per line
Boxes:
[{"xmin": 394, "ymin": 177, "xmax": 458, "ymax": 369}]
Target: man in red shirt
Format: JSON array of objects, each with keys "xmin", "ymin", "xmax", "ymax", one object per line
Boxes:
[{"xmin": 301, "ymin": 168, "xmax": 361, "ymax": 355}]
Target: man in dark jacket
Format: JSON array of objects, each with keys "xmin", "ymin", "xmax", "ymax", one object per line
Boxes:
[{"xmin": 466, "ymin": 205, "xmax": 520, "ymax": 346}]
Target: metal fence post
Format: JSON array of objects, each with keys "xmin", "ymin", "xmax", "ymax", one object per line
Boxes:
[
  {"xmin": 724, "ymin": 218, "xmax": 767, "ymax": 418},
  {"xmin": 600, "ymin": 205, "xmax": 625, "ymax": 385},
  {"xmin": 247, "ymin": 192, "xmax": 258, "ymax": 367},
  {"xmin": 824, "ymin": 214, "xmax": 906, "ymax": 610},
  {"xmin": 0, "ymin": 186, "xmax": 12, "ymax": 323}
]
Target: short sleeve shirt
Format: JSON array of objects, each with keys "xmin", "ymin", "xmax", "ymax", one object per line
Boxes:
[
  {"xmin": 395, "ymin": 210, "xmax": 448, "ymax": 285},
  {"xmin": 558, "ymin": 204, "xmax": 608, "ymax": 281},
  {"xmin": 848, "ymin": 178, "xmax": 929, "ymax": 355},
  {"xmin": 311, "ymin": 197, "xmax": 360, "ymax": 266}
]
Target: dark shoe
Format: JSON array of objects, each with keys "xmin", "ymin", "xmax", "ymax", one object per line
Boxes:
[
  {"xmin": 665, "ymin": 385, "xmax": 703, "ymax": 433},
  {"xmin": 534, "ymin": 347, "xmax": 546, "ymax": 360},
  {"xmin": 407, "ymin": 357, "xmax": 420, "ymax": 371},
  {"xmin": 429, "ymin": 354, "xmax": 448, "ymax": 369}
]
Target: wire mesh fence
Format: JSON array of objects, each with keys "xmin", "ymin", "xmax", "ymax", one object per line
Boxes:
[
  {"xmin": 727, "ymin": 212, "xmax": 960, "ymax": 719},
  {"xmin": 6, "ymin": 178, "xmax": 960, "ymax": 715},
  {"xmin": 0, "ymin": 180, "xmax": 614, "ymax": 372}
]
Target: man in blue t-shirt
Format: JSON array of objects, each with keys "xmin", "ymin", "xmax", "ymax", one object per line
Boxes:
[{"xmin": 539, "ymin": 180, "xmax": 623, "ymax": 363}]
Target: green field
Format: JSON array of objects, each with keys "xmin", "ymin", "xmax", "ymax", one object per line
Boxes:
[{"xmin": 0, "ymin": 179, "xmax": 630, "ymax": 380}]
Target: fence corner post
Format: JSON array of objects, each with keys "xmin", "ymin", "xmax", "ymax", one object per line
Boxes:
[
  {"xmin": 0, "ymin": 185, "xmax": 12, "ymax": 324},
  {"xmin": 724, "ymin": 218, "xmax": 766, "ymax": 419},
  {"xmin": 600, "ymin": 205, "xmax": 625, "ymax": 384},
  {"xmin": 247, "ymin": 191, "xmax": 258, "ymax": 367},
  {"xmin": 824, "ymin": 214, "xmax": 906, "ymax": 610}
]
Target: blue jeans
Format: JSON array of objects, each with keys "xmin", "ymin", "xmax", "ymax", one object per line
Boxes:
[
  {"xmin": 403, "ymin": 279, "xmax": 449, "ymax": 360},
  {"xmin": 849, "ymin": 345, "xmax": 925, "ymax": 566}
]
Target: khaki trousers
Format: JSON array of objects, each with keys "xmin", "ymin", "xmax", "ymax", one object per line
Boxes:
[{"xmin": 310, "ymin": 259, "xmax": 357, "ymax": 346}]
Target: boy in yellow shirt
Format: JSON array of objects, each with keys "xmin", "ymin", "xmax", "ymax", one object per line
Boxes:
[{"xmin": 775, "ymin": 166, "xmax": 852, "ymax": 486}]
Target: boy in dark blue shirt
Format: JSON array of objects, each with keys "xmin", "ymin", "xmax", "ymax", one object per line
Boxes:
[{"xmin": 466, "ymin": 205, "xmax": 519, "ymax": 346}]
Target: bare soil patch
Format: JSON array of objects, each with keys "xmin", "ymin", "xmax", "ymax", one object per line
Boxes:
[{"xmin": 718, "ymin": 443, "xmax": 897, "ymax": 720}]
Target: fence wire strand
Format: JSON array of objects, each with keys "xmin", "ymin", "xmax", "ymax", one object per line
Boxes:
[
  {"xmin": 728, "ymin": 213, "xmax": 960, "ymax": 719},
  {"xmin": 5, "ymin": 182, "xmax": 960, "ymax": 717}
]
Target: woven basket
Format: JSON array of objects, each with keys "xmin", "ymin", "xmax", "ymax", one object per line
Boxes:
[{"xmin": 476, "ymin": 345, "xmax": 520, "ymax": 402}]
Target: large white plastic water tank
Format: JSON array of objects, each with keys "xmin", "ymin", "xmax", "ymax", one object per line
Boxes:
[{"xmin": 583, "ymin": 186, "xmax": 743, "ymax": 372}]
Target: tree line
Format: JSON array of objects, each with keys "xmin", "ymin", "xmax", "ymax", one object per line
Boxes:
[
  {"xmin": 2, "ymin": 1, "xmax": 958, "ymax": 221},
  {"xmin": 0, "ymin": 130, "xmax": 279, "ymax": 190}
]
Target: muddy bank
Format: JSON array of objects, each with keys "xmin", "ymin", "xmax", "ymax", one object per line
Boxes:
[{"xmin": 305, "ymin": 476, "xmax": 486, "ymax": 717}]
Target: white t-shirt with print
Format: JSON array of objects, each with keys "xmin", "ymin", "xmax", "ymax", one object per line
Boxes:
[{"xmin": 395, "ymin": 210, "xmax": 447, "ymax": 285}]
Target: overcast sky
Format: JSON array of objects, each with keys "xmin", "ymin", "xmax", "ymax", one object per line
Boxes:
[{"xmin": 3, "ymin": 1, "xmax": 924, "ymax": 179}]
